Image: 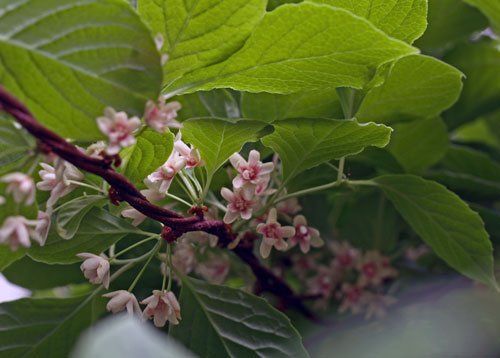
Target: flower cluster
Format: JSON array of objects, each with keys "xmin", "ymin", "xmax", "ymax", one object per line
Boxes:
[{"xmin": 293, "ymin": 241, "xmax": 398, "ymax": 319}]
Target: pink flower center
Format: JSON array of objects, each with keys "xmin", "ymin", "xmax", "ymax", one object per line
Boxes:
[
  {"xmin": 362, "ymin": 262, "xmax": 378, "ymax": 278},
  {"xmin": 346, "ymin": 287, "xmax": 362, "ymax": 302},
  {"xmin": 233, "ymin": 196, "xmax": 252, "ymax": 212},
  {"xmin": 294, "ymin": 225, "xmax": 310, "ymax": 242},
  {"xmin": 338, "ymin": 254, "xmax": 352, "ymax": 268},
  {"xmin": 240, "ymin": 164, "xmax": 259, "ymax": 181},
  {"xmin": 261, "ymin": 223, "xmax": 282, "ymax": 239}
]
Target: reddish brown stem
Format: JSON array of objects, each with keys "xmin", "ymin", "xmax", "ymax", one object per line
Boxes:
[{"xmin": 0, "ymin": 86, "xmax": 314, "ymax": 319}]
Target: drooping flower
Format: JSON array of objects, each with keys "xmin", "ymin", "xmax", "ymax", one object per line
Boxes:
[
  {"xmin": 338, "ymin": 283, "xmax": 367, "ymax": 315},
  {"xmin": 220, "ymin": 186, "xmax": 258, "ymax": 224},
  {"xmin": 257, "ymin": 208, "xmax": 295, "ymax": 258},
  {"xmin": 356, "ymin": 251, "xmax": 398, "ymax": 287},
  {"xmin": 145, "ymin": 96, "xmax": 182, "ymax": 133},
  {"xmin": 37, "ymin": 160, "xmax": 84, "ymax": 207},
  {"xmin": 32, "ymin": 211, "xmax": 51, "ymax": 246},
  {"xmin": 364, "ymin": 293, "xmax": 397, "ymax": 320},
  {"xmin": 146, "ymin": 152, "xmax": 186, "ymax": 193},
  {"xmin": 195, "ymin": 253, "xmax": 230, "ymax": 284},
  {"xmin": 141, "ymin": 290, "xmax": 181, "ymax": 327},
  {"xmin": 103, "ymin": 290, "xmax": 142, "ymax": 316},
  {"xmin": 77, "ymin": 252, "xmax": 110, "ymax": 289},
  {"xmin": 330, "ymin": 241, "xmax": 360, "ymax": 270},
  {"xmin": 173, "ymin": 133, "xmax": 203, "ymax": 168},
  {"xmin": 229, "ymin": 150, "xmax": 274, "ymax": 190},
  {"xmin": 0, "ymin": 216, "xmax": 42, "ymax": 250},
  {"xmin": 289, "ymin": 215, "xmax": 324, "ymax": 253},
  {"xmin": 0, "ymin": 172, "xmax": 36, "ymax": 205},
  {"xmin": 97, "ymin": 107, "xmax": 141, "ymax": 155}
]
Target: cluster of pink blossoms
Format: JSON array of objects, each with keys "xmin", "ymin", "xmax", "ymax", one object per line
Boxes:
[
  {"xmin": 292, "ymin": 241, "xmax": 399, "ymax": 319},
  {"xmin": 77, "ymin": 252, "xmax": 181, "ymax": 327},
  {"xmin": 221, "ymin": 150, "xmax": 324, "ymax": 259}
]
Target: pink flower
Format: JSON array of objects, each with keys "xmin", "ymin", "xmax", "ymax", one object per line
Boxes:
[
  {"xmin": 145, "ymin": 97, "xmax": 182, "ymax": 133},
  {"xmin": 306, "ymin": 265, "xmax": 337, "ymax": 298},
  {"xmin": 97, "ymin": 107, "xmax": 141, "ymax": 155},
  {"xmin": 77, "ymin": 252, "xmax": 110, "ymax": 289},
  {"xmin": 289, "ymin": 215, "xmax": 323, "ymax": 253},
  {"xmin": 338, "ymin": 283, "xmax": 367, "ymax": 315},
  {"xmin": 0, "ymin": 216, "xmax": 42, "ymax": 250},
  {"xmin": 229, "ymin": 150, "xmax": 274, "ymax": 190},
  {"xmin": 32, "ymin": 211, "xmax": 51, "ymax": 246},
  {"xmin": 174, "ymin": 133, "xmax": 203, "ymax": 168},
  {"xmin": 146, "ymin": 153, "xmax": 186, "ymax": 193},
  {"xmin": 0, "ymin": 172, "xmax": 35, "ymax": 205},
  {"xmin": 356, "ymin": 251, "xmax": 398, "ymax": 287},
  {"xmin": 276, "ymin": 197, "xmax": 302, "ymax": 217},
  {"xmin": 37, "ymin": 160, "xmax": 84, "ymax": 207},
  {"xmin": 121, "ymin": 188, "xmax": 166, "ymax": 226},
  {"xmin": 220, "ymin": 186, "xmax": 258, "ymax": 224},
  {"xmin": 141, "ymin": 290, "xmax": 181, "ymax": 327},
  {"xmin": 330, "ymin": 241, "xmax": 360, "ymax": 270},
  {"xmin": 195, "ymin": 253, "xmax": 230, "ymax": 284},
  {"xmin": 364, "ymin": 293, "xmax": 397, "ymax": 319},
  {"xmin": 103, "ymin": 290, "xmax": 142, "ymax": 316},
  {"xmin": 257, "ymin": 208, "xmax": 295, "ymax": 258}
]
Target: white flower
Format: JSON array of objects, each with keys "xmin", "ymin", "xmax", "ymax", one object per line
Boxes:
[
  {"xmin": 97, "ymin": 107, "xmax": 141, "ymax": 155},
  {"xmin": 174, "ymin": 133, "xmax": 203, "ymax": 168},
  {"xmin": 103, "ymin": 290, "xmax": 142, "ymax": 316},
  {"xmin": 32, "ymin": 211, "xmax": 51, "ymax": 246},
  {"xmin": 257, "ymin": 208, "xmax": 295, "ymax": 259},
  {"xmin": 77, "ymin": 252, "xmax": 110, "ymax": 289},
  {"xmin": 146, "ymin": 152, "xmax": 186, "ymax": 193},
  {"xmin": 289, "ymin": 215, "xmax": 323, "ymax": 253},
  {"xmin": 37, "ymin": 160, "xmax": 84, "ymax": 207},
  {"xmin": 141, "ymin": 290, "xmax": 181, "ymax": 327},
  {"xmin": 220, "ymin": 186, "xmax": 258, "ymax": 224},
  {"xmin": 0, "ymin": 216, "xmax": 42, "ymax": 250},
  {"xmin": 145, "ymin": 97, "xmax": 182, "ymax": 133},
  {"xmin": 230, "ymin": 150, "xmax": 274, "ymax": 190},
  {"xmin": 0, "ymin": 172, "xmax": 36, "ymax": 205}
]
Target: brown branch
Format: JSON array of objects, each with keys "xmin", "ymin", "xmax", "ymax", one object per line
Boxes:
[{"xmin": 0, "ymin": 86, "xmax": 314, "ymax": 319}]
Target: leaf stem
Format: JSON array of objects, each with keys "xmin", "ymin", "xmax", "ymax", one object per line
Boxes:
[
  {"xmin": 110, "ymin": 235, "xmax": 159, "ymax": 261},
  {"xmin": 128, "ymin": 240, "xmax": 162, "ymax": 292}
]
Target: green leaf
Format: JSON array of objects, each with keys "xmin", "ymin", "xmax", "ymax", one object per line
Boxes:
[
  {"xmin": 369, "ymin": 175, "xmax": 497, "ymax": 287},
  {"xmin": 387, "ymin": 117, "xmax": 449, "ymax": 173},
  {"xmin": 0, "ymin": 293, "xmax": 105, "ymax": 357},
  {"xmin": 443, "ymin": 40, "xmax": 500, "ymax": 130},
  {"xmin": 415, "ymin": 0, "xmax": 488, "ymax": 52},
  {"xmin": 471, "ymin": 204, "xmax": 500, "ymax": 243},
  {"xmin": 120, "ymin": 128, "xmax": 174, "ymax": 184},
  {"xmin": 0, "ymin": 182, "xmax": 38, "ymax": 224},
  {"xmin": 465, "ymin": 0, "xmax": 500, "ymax": 31},
  {"xmin": 267, "ymin": 0, "xmax": 302, "ymax": 11},
  {"xmin": 261, "ymin": 118, "xmax": 392, "ymax": 180},
  {"xmin": 165, "ymin": 3, "xmax": 417, "ymax": 94},
  {"xmin": 3, "ymin": 256, "xmax": 84, "ymax": 290},
  {"xmin": 453, "ymin": 113, "xmax": 500, "ymax": 149},
  {"xmin": 170, "ymin": 276, "xmax": 309, "ymax": 358},
  {"xmin": 356, "ymin": 55, "xmax": 464, "ymax": 124},
  {"xmin": 138, "ymin": 0, "xmax": 267, "ymax": 88},
  {"xmin": 240, "ymin": 90, "xmax": 342, "ymax": 123},
  {"xmin": 180, "ymin": 118, "xmax": 266, "ymax": 178},
  {"xmin": 29, "ymin": 207, "xmax": 141, "ymax": 264},
  {"xmin": 0, "ymin": 117, "xmax": 33, "ymax": 168},
  {"xmin": 309, "ymin": 0, "xmax": 428, "ymax": 43},
  {"xmin": 177, "ymin": 90, "xmax": 240, "ymax": 119},
  {"xmin": 56, "ymin": 195, "xmax": 106, "ymax": 240},
  {"xmin": 0, "ymin": 246, "xmax": 25, "ymax": 272},
  {"xmin": 73, "ymin": 316, "xmax": 196, "ymax": 358},
  {"xmin": 0, "ymin": 0, "xmax": 162, "ymax": 141}
]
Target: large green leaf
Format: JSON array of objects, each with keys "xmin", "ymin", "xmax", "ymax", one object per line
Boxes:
[
  {"xmin": 73, "ymin": 316, "xmax": 196, "ymax": 358},
  {"xmin": 0, "ymin": 116, "xmax": 33, "ymax": 168},
  {"xmin": 356, "ymin": 55, "xmax": 463, "ymax": 124},
  {"xmin": 180, "ymin": 118, "xmax": 266, "ymax": 178},
  {"xmin": 465, "ymin": 0, "xmax": 500, "ymax": 31},
  {"xmin": 177, "ymin": 90, "xmax": 240, "ymax": 119},
  {"xmin": 120, "ymin": 128, "xmax": 174, "ymax": 184},
  {"xmin": 443, "ymin": 40, "xmax": 500, "ymax": 130},
  {"xmin": 261, "ymin": 118, "xmax": 392, "ymax": 180},
  {"xmin": 453, "ymin": 112, "xmax": 500, "ymax": 149},
  {"xmin": 0, "ymin": 0, "xmax": 162, "ymax": 141},
  {"xmin": 0, "ymin": 292, "xmax": 104, "ymax": 357},
  {"xmin": 240, "ymin": 90, "xmax": 342, "ymax": 123},
  {"xmin": 3, "ymin": 256, "xmax": 84, "ymax": 290},
  {"xmin": 56, "ymin": 195, "xmax": 106, "ymax": 240},
  {"xmin": 28, "ymin": 208, "xmax": 141, "ymax": 264},
  {"xmin": 369, "ymin": 175, "xmax": 497, "ymax": 287},
  {"xmin": 309, "ymin": 0, "xmax": 428, "ymax": 43},
  {"xmin": 0, "ymin": 246, "xmax": 25, "ymax": 272},
  {"xmin": 170, "ymin": 277, "xmax": 309, "ymax": 358},
  {"xmin": 415, "ymin": 0, "xmax": 488, "ymax": 52},
  {"xmin": 387, "ymin": 117, "xmax": 448, "ymax": 173},
  {"xmin": 139, "ymin": 0, "xmax": 267, "ymax": 88},
  {"xmin": 165, "ymin": 3, "xmax": 417, "ymax": 95}
]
